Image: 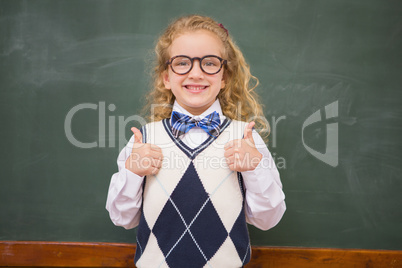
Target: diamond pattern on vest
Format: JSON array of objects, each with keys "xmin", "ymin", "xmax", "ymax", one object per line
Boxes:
[
  {"xmin": 135, "ymin": 120, "xmax": 251, "ymax": 268},
  {"xmin": 229, "ymin": 206, "xmax": 251, "ymax": 264},
  {"xmin": 204, "ymin": 237, "xmax": 243, "ymax": 268},
  {"xmin": 135, "ymin": 232, "xmax": 167, "ymax": 267},
  {"xmin": 134, "ymin": 211, "xmax": 151, "ymax": 263},
  {"xmin": 193, "ymin": 149, "xmax": 244, "ymax": 232},
  {"xmin": 152, "ymin": 162, "xmax": 227, "ymax": 267}
]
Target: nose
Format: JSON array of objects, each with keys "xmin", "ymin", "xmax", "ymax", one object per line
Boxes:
[{"xmin": 188, "ymin": 59, "xmax": 204, "ymax": 79}]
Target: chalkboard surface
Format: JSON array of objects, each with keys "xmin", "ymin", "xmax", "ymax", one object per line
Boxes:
[{"xmin": 1, "ymin": 0, "xmax": 401, "ymax": 250}]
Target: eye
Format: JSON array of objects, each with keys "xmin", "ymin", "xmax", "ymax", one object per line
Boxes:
[
  {"xmin": 202, "ymin": 57, "xmax": 220, "ymax": 67},
  {"xmin": 172, "ymin": 57, "xmax": 191, "ymax": 67},
  {"xmin": 176, "ymin": 61, "xmax": 190, "ymax": 66}
]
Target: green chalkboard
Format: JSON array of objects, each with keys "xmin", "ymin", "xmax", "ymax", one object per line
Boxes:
[{"xmin": 1, "ymin": 0, "xmax": 401, "ymax": 250}]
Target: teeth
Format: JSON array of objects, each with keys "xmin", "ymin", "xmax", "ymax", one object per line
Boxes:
[{"xmin": 186, "ymin": 85, "xmax": 207, "ymax": 90}]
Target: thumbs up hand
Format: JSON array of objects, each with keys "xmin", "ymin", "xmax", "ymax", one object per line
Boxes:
[
  {"xmin": 224, "ymin": 122, "xmax": 262, "ymax": 172},
  {"xmin": 125, "ymin": 127, "xmax": 163, "ymax": 177}
]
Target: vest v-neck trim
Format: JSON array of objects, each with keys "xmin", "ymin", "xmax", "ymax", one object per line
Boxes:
[{"xmin": 162, "ymin": 118, "xmax": 232, "ymax": 160}]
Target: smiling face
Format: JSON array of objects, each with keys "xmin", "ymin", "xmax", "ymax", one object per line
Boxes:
[{"xmin": 163, "ymin": 30, "xmax": 226, "ymax": 115}]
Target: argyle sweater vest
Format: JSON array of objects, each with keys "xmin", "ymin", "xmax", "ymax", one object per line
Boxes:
[{"xmin": 134, "ymin": 118, "xmax": 251, "ymax": 268}]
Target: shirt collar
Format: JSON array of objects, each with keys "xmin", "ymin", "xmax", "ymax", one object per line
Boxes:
[{"xmin": 171, "ymin": 99, "xmax": 226, "ymax": 122}]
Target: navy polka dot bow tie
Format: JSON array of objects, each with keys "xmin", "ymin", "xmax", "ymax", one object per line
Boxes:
[{"xmin": 171, "ymin": 111, "xmax": 221, "ymax": 138}]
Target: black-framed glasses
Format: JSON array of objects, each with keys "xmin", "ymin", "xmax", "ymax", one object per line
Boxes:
[{"xmin": 166, "ymin": 55, "xmax": 227, "ymax": 75}]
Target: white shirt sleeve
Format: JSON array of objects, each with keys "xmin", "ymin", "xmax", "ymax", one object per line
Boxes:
[
  {"xmin": 241, "ymin": 130, "xmax": 286, "ymax": 231},
  {"xmin": 105, "ymin": 135, "xmax": 144, "ymax": 230}
]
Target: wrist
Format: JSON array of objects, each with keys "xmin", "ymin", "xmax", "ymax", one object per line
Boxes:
[{"xmin": 125, "ymin": 155, "xmax": 143, "ymax": 176}]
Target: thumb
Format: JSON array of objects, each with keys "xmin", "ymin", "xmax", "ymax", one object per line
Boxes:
[
  {"xmin": 244, "ymin": 121, "xmax": 255, "ymax": 142},
  {"xmin": 131, "ymin": 127, "xmax": 143, "ymax": 144}
]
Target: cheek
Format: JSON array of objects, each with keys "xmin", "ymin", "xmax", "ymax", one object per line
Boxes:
[
  {"xmin": 169, "ymin": 76, "xmax": 184, "ymax": 88},
  {"xmin": 163, "ymin": 70, "xmax": 185, "ymax": 89},
  {"xmin": 216, "ymin": 74, "xmax": 225, "ymax": 89}
]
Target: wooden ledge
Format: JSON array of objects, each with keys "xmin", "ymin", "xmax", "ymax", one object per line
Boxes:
[
  {"xmin": 0, "ymin": 241, "xmax": 135, "ymax": 267},
  {"xmin": 0, "ymin": 241, "xmax": 401, "ymax": 267}
]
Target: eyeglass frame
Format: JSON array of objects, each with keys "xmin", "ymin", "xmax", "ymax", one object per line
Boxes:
[{"xmin": 165, "ymin": 55, "xmax": 227, "ymax": 75}]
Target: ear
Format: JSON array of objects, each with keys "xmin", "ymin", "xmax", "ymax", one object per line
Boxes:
[
  {"xmin": 220, "ymin": 73, "xmax": 226, "ymax": 89},
  {"xmin": 163, "ymin": 70, "xmax": 171, "ymax": 90}
]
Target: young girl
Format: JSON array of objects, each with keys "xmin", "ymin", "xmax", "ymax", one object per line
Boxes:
[{"xmin": 106, "ymin": 15, "xmax": 285, "ymax": 268}]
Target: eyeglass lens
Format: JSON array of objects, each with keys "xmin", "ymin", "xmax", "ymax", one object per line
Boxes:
[{"xmin": 171, "ymin": 56, "xmax": 222, "ymax": 75}]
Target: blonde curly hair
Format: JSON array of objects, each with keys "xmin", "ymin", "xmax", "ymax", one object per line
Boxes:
[{"xmin": 143, "ymin": 14, "xmax": 270, "ymax": 140}]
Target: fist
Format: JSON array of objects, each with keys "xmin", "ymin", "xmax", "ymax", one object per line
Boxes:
[
  {"xmin": 125, "ymin": 127, "xmax": 163, "ymax": 177},
  {"xmin": 224, "ymin": 122, "xmax": 262, "ymax": 172}
]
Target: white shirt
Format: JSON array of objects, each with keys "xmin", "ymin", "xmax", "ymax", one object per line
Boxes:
[{"xmin": 106, "ymin": 100, "xmax": 286, "ymax": 231}]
